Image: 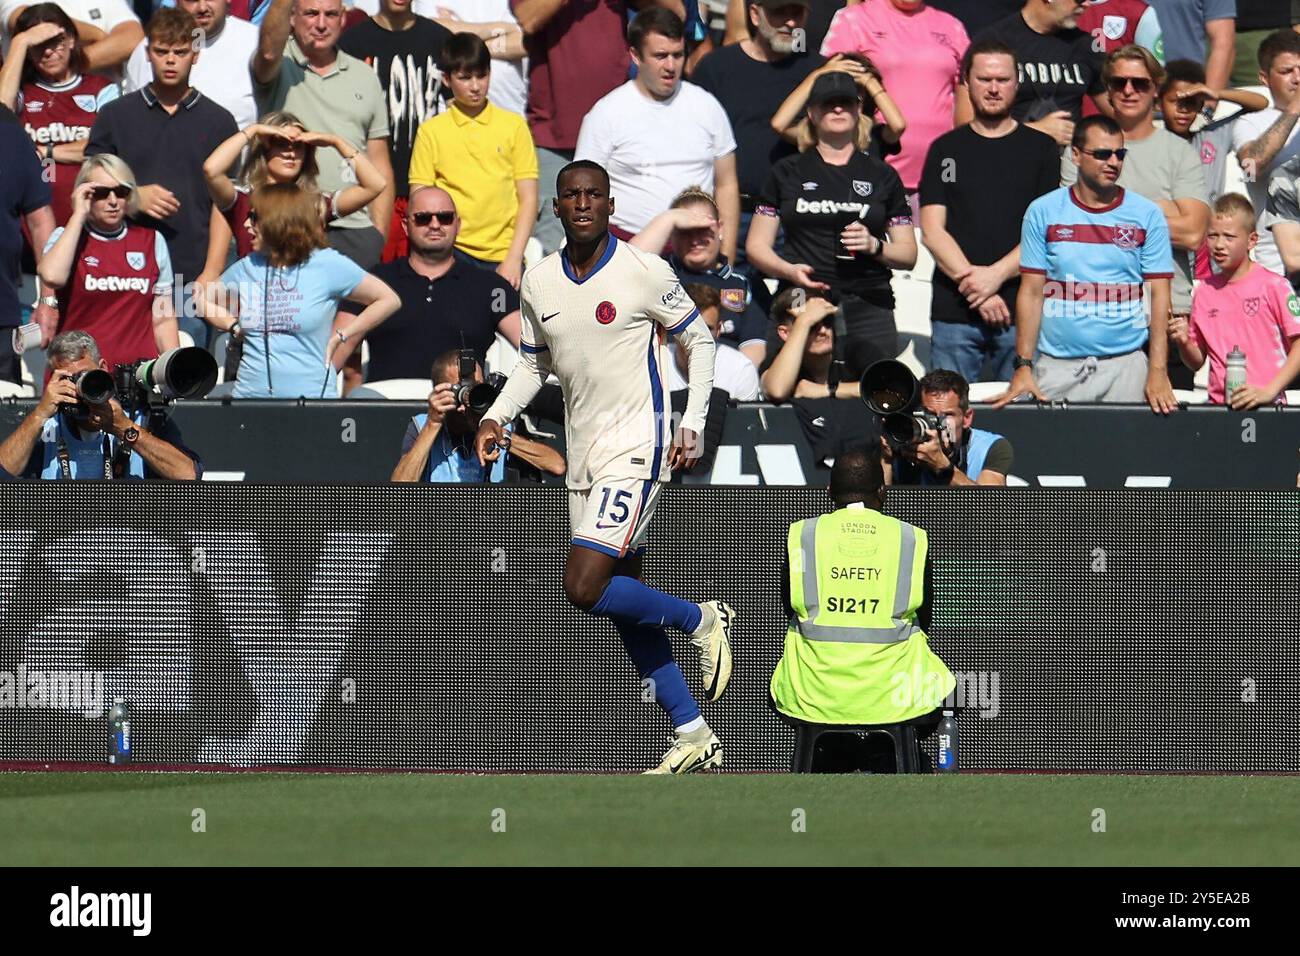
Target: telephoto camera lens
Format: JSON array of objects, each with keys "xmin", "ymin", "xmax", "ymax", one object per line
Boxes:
[{"xmin": 71, "ymin": 369, "xmax": 115, "ymax": 405}]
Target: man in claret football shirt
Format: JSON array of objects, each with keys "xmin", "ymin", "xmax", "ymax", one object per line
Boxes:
[{"xmin": 475, "ymin": 160, "xmax": 738, "ymax": 776}]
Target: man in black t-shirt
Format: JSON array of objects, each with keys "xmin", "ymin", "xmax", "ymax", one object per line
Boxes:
[
  {"xmin": 339, "ymin": 0, "xmax": 453, "ymax": 261},
  {"xmin": 692, "ymin": 0, "xmax": 824, "ymax": 266},
  {"xmin": 920, "ymin": 38, "xmax": 1059, "ymax": 382},
  {"xmin": 360, "ymin": 188, "xmax": 520, "ymax": 383},
  {"xmin": 929, "ymin": 0, "xmax": 1022, "ymax": 38},
  {"xmin": 957, "ymin": 0, "xmax": 1108, "ymax": 147}
]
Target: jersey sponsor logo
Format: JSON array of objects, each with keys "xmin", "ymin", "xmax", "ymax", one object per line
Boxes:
[
  {"xmin": 1055, "ymin": 227, "xmax": 1074, "ymax": 238},
  {"xmin": 126, "ymin": 251, "xmax": 145, "ymax": 271},
  {"xmin": 794, "ymin": 197, "xmax": 868, "ymax": 216},
  {"xmin": 1102, "ymin": 15, "xmax": 1127, "ymax": 40},
  {"xmin": 26, "ymin": 121, "xmax": 92, "ymax": 143},
  {"xmin": 661, "ymin": 283, "xmax": 686, "ymax": 308},
  {"xmin": 1243, "ymin": 296, "xmax": 1261, "ymax": 317},
  {"xmin": 83, "ymin": 274, "xmax": 152, "ymax": 294},
  {"xmin": 1201, "ymin": 142, "xmax": 1217, "ymax": 165},
  {"xmin": 1113, "ymin": 224, "xmax": 1140, "ymax": 250},
  {"xmin": 24, "ymin": 101, "xmax": 43, "ymax": 112},
  {"xmin": 83, "ymin": 256, "xmax": 100, "ymax": 268},
  {"xmin": 595, "ymin": 300, "xmax": 617, "ymax": 325},
  {"xmin": 73, "ymin": 94, "xmax": 98, "ymax": 112},
  {"xmin": 720, "ymin": 288, "xmax": 746, "ymax": 313},
  {"xmin": 852, "ymin": 180, "xmax": 872, "ymax": 198},
  {"xmin": 801, "ymin": 181, "xmax": 818, "ymax": 191},
  {"xmin": 1289, "ymin": 296, "xmax": 1300, "ymax": 317}
]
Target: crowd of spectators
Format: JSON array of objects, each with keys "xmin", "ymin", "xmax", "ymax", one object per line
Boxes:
[{"xmin": 2, "ymin": 0, "xmax": 1300, "ymax": 482}]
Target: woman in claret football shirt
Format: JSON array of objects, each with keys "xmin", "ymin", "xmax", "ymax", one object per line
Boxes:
[
  {"xmin": 0, "ymin": 3, "xmax": 118, "ymax": 227},
  {"xmin": 38, "ymin": 155, "xmax": 179, "ymax": 371},
  {"xmin": 199, "ymin": 110, "xmax": 387, "ymax": 269}
]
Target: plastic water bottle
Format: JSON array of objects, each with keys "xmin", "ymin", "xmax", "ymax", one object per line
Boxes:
[
  {"xmin": 937, "ymin": 709, "xmax": 958, "ymax": 773},
  {"xmin": 1225, "ymin": 346, "xmax": 1247, "ymax": 403},
  {"xmin": 108, "ymin": 698, "xmax": 132, "ymax": 765}
]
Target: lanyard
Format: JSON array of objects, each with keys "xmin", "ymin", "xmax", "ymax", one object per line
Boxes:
[{"xmin": 55, "ymin": 412, "xmax": 115, "ymax": 480}]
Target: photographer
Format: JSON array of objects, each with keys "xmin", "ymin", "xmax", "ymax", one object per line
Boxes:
[
  {"xmin": 883, "ymin": 368, "xmax": 1013, "ymax": 487},
  {"xmin": 392, "ymin": 349, "xmax": 564, "ymax": 483},
  {"xmin": 0, "ymin": 332, "xmax": 201, "ymax": 480}
]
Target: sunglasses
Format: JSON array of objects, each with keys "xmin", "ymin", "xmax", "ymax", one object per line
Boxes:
[
  {"xmin": 1107, "ymin": 75, "xmax": 1154, "ymax": 94},
  {"xmin": 90, "ymin": 185, "xmax": 131, "ymax": 200},
  {"xmin": 1081, "ymin": 147, "xmax": 1128, "ymax": 161},
  {"xmin": 412, "ymin": 211, "xmax": 455, "ymax": 226}
]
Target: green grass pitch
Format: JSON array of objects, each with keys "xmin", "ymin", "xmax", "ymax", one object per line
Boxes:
[{"xmin": 2, "ymin": 772, "xmax": 1296, "ymax": 866}]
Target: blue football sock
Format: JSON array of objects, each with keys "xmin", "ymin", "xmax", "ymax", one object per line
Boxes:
[
  {"xmin": 615, "ymin": 622, "xmax": 701, "ymax": 727},
  {"xmin": 591, "ymin": 575, "xmax": 703, "ymax": 633}
]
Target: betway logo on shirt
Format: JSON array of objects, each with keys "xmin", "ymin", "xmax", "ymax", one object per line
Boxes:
[
  {"xmin": 84, "ymin": 274, "xmax": 151, "ymax": 294},
  {"xmin": 26, "ymin": 122, "xmax": 91, "ymax": 143},
  {"xmin": 795, "ymin": 198, "xmax": 868, "ymax": 216}
]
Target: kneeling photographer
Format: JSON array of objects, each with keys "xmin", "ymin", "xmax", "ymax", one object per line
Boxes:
[
  {"xmin": 392, "ymin": 348, "xmax": 565, "ymax": 484},
  {"xmin": 0, "ymin": 332, "xmax": 206, "ymax": 480},
  {"xmin": 864, "ymin": 365, "xmax": 1013, "ymax": 487}
]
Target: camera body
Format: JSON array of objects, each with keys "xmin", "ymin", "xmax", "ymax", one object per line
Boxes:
[
  {"xmin": 59, "ymin": 347, "xmax": 218, "ymax": 422},
  {"xmin": 452, "ymin": 348, "xmax": 507, "ymax": 414}
]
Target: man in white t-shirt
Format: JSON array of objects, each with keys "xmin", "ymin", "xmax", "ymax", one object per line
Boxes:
[
  {"xmin": 123, "ymin": 0, "xmax": 259, "ymax": 129},
  {"xmin": 1232, "ymin": 28, "xmax": 1300, "ymax": 275},
  {"xmin": 575, "ymin": 7, "xmax": 740, "ymax": 262},
  {"xmin": 1, "ymin": 0, "xmax": 142, "ymax": 73},
  {"xmin": 350, "ymin": 0, "xmax": 527, "ymax": 115},
  {"xmin": 665, "ymin": 284, "xmax": 760, "ymax": 400}
]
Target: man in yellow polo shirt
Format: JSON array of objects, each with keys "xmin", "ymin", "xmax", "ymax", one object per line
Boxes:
[
  {"xmin": 772, "ymin": 446, "xmax": 955, "ymax": 770},
  {"xmin": 407, "ymin": 33, "xmax": 539, "ymax": 289}
]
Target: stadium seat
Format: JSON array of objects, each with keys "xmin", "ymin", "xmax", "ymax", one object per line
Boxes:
[
  {"xmin": 356, "ymin": 378, "xmax": 432, "ymax": 400},
  {"xmin": 178, "ymin": 330, "xmax": 196, "ymax": 349},
  {"xmin": 485, "ymin": 332, "xmax": 519, "ymax": 378},
  {"xmin": 1174, "ymin": 388, "xmax": 1208, "ymax": 405},
  {"xmin": 789, "ymin": 719, "xmax": 925, "ymax": 774},
  {"xmin": 0, "ymin": 380, "xmax": 34, "ymax": 398},
  {"xmin": 968, "ymin": 381, "xmax": 1010, "ymax": 403}
]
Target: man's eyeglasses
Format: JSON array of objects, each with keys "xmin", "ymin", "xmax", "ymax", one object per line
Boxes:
[
  {"xmin": 1081, "ymin": 147, "xmax": 1128, "ymax": 162},
  {"xmin": 90, "ymin": 185, "xmax": 131, "ymax": 200},
  {"xmin": 412, "ymin": 211, "xmax": 455, "ymax": 226},
  {"xmin": 1107, "ymin": 75, "xmax": 1154, "ymax": 95}
]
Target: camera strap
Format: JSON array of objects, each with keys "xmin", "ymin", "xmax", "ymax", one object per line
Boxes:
[{"xmin": 263, "ymin": 261, "xmax": 273, "ymax": 398}]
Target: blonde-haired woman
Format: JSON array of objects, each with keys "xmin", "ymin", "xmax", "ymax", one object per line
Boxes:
[
  {"xmin": 747, "ymin": 68, "xmax": 917, "ymax": 379},
  {"xmin": 38, "ymin": 155, "xmax": 179, "ymax": 368},
  {"xmin": 202, "ymin": 184, "xmax": 399, "ymax": 399},
  {"xmin": 200, "ymin": 111, "xmax": 387, "ymax": 266}
]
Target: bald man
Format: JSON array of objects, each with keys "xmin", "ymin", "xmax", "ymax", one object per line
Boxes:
[{"xmin": 355, "ymin": 187, "xmax": 522, "ymax": 383}]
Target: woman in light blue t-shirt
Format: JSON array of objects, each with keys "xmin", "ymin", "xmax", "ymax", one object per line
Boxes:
[{"xmin": 203, "ymin": 183, "xmax": 399, "ymax": 398}]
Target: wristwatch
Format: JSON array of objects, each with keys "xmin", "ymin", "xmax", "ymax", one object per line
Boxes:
[
  {"xmin": 337, "ymin": 330, "xmax": 350, "ymax": 343},
  {"xmin": 44, "ymin": 143, "xmax": 54, "ymax": 162},
  {"xmin": 121, "ymin": 426, "xmax": 140, "ymax": 445},
  {"xmin": 37, "ymin": 296, "xmax": 59, "ymax": 309},
  {"xmin": 1012, "ymin": 355, "xmax": 1034, "ymax": 371}
]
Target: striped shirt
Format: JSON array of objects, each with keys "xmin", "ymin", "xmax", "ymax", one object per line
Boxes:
[{"xmin": 1021, "ymin": 186, "xmax": 1174, "ymax": 359}]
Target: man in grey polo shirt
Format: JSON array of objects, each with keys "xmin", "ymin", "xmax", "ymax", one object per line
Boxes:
[{"xmin": 253, "ymin": 0, "xmax": 395, "ymax": 268}]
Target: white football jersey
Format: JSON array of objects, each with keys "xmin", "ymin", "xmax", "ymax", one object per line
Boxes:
[{"xmin": 484, "ymin": 235, "xmax": 716, "ymax": 489}]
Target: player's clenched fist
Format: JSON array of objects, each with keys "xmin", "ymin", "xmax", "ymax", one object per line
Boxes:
[{"xmin": 475, "ymin": 417, "xmax": 506, "ymax": 466}]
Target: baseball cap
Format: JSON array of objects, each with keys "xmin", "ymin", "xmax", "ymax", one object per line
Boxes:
[{"xmin": 808, "ymin": 71, "xmax": 861, "ymax": 107}]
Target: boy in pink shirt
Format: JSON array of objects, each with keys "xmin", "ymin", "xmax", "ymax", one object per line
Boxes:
[
  {"xmin": 821, "ymin": 0, "xmax": 968, "ymax": 194},
  {"xmin": 1171, "ymin": 193, "xmax": 1300, "ymax": 407}
]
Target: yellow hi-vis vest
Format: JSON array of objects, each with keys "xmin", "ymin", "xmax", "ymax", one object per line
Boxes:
[{"xmin": 770, "ymin": 505, "xmax": 956, "ymax": 725}]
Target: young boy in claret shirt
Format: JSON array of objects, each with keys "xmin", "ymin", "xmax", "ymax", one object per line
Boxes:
[{"xmin": 1171, "ymin": 193, "xmax": 1300, "ymax": 408}]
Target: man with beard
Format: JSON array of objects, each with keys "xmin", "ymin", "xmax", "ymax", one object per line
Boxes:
[
  {"xmin": 690, "ymin": 0, "xmax": 823, "ymax": 268},
  {"xmin": 919, "ymin": 39, "xmax": 1058, "ymax": 382}
]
